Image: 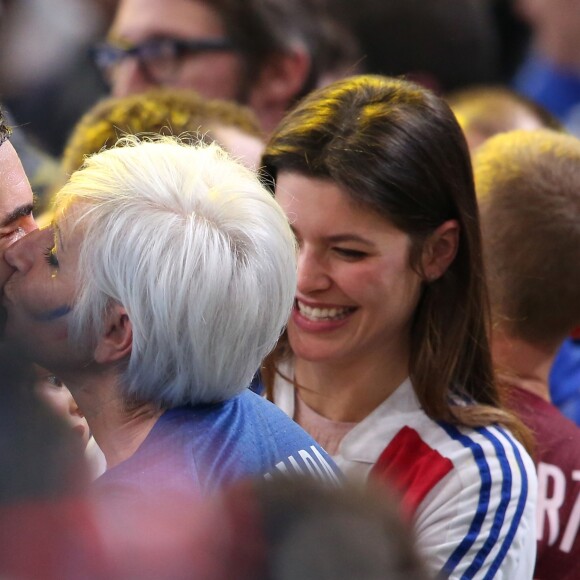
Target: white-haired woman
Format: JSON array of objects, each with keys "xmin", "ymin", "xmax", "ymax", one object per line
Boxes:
[{"xmin": 2, "ymin": 137, "xmax": 341, "ymax": 499}]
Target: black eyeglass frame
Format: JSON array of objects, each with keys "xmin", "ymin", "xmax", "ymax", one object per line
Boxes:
[{"xmin": 92, "ymin": 37, "xmax": 239, "ymax": 83}]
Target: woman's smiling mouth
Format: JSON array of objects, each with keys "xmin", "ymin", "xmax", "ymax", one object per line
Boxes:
[{"xmin": 295, "ymin": 299, "xmax": 356, "ymax": 322}]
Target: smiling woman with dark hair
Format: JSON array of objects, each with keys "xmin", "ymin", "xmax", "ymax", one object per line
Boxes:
[{"xmin": 260, "ymin": 75, "xmax": 537, "ymax": 579}]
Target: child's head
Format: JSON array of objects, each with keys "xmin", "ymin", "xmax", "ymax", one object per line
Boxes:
[{"xmin": 34, "ymin": 366, "xmax": 90, "ymax": 448}]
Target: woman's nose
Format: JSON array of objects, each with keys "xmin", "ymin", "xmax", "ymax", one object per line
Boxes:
[{"xmin": 296, "ymin": 247, "xmax": 332, "ymax": 294}]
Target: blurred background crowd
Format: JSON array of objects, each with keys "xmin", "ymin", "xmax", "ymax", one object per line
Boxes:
[{"xmin": 1, "ymin": 0, "xmax": 580, "ymax": 578}]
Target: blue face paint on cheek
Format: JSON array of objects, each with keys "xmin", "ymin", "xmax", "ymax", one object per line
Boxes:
[{"xmin": 35, "ymin": 305, "xmax": 72, "ymax": 321}]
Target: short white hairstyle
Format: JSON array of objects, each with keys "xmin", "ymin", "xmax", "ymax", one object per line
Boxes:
[{"xmin": 55, "ymin": 136, "xmax": 297, "ymax": 406}]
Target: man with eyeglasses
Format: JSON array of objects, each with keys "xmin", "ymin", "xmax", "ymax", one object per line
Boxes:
[{"xmin": 94, "ymin": 0, "xmax": 353, "ymax": 135}]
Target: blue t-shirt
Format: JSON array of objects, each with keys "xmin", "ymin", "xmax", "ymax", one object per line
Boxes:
[
  {"xmin": 93, "ymin": 390, "xmax": 341, "ymax": 499},
  {"xmin": 550, "ymin": 338, "xmax": 580, "ymax": 426},
  {"xmin": 513, "ymin": 54, "xmax": 580, "ymax": 124}
]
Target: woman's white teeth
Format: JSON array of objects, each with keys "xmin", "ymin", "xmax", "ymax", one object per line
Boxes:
[{"xmin": 298, "ymin": 301, "xmax": 352, "ymax": 321}]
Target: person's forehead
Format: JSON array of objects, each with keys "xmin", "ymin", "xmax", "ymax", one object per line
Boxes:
[
  {"xmin": 111, "ymin": 0, "xmax": 226, "ymax": 42},
  {"xmin": 0, "ymin": 141, "xmax": 33, "ymax": 217},
  {"xmin": 52, "ymin": 200, "xmax": 91, "ymax": 243},
  {"xmin": 211, "ymin": 126, "xmax": 265, "ymax": 170}
]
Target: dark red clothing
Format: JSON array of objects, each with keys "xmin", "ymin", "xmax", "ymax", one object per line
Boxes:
[
  {"xmin": 0, "ymin": 498, "xmax": 107, "ymax": 579},
  {"xmin": 509, "ymin": 386, "xmax": 580, "ymax": 580}
]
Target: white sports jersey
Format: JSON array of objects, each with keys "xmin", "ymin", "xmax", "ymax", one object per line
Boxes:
[{"xmin": 273, "ymin": 370, "xmax": 537, "ymax": 580}]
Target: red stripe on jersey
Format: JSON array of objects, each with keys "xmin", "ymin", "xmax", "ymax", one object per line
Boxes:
[{"xmin": 370, "ymin": 426, "xmax": 453, "ymax": 514}]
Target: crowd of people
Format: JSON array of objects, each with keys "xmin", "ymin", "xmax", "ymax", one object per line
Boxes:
[{"xmin": 1, "ymin": 1, "xmax": 579, "ymax": 578}]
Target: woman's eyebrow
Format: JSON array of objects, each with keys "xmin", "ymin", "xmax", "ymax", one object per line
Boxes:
[
  {"xmin": 289, "ymin": 226, "xmax": 376, "ymax": 247},
  {"xmin": 325, "ymin": 234, "xmax": 375, "ymax": 247}
]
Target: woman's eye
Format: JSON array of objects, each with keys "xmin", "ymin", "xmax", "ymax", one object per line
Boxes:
[
  {"xmin": 43, "ymin": 246, "xmax": 59, "ymax": 268},
  {"xmin": 46, "ymin": 375, "xmax": 64, "ymax": 388},
  {"xmin": 334, "ymin": 247, "xmax": 367, "ymax": 260}
]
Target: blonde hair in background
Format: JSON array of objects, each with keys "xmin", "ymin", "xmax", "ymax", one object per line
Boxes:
[
  {"xmin": 476, "ymin": 128, "xmax": 580, "ymax": 347},
  {"xmin": 61, "ymin": 88, "xmax": 263, "ymax": 176}
]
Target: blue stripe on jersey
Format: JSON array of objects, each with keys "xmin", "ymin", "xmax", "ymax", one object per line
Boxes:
[
  {"xmin": 439, "ymin": 423, "xmax": 492, "ymax": 577},
  {"xmin": 482, "ymin": 427, "xmax": 529, "ymax": 580},
  {"xmin": 461, "ymin": 426, "xmax": 513, "ymax": 577}
]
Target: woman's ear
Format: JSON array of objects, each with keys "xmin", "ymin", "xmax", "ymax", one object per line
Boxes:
[
  {"xmin": 93, "ymin": 303, "xmax": 132, "ymax": 364},
  {"xmin": 421, "ymin": 219, "xmax": 460, "ymax": 282}
]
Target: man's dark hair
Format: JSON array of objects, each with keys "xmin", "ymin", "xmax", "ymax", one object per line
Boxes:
[
  {"xmin": 0, "ymin": 106, "xmax": 12, "ymax": 147},
  {"xmin": 332, "ymin": 0, "xmax": 500, "ymax": 93},
  {"xmin": 204, "ymin": 0, "xmax": 354, "ymax": 100}
]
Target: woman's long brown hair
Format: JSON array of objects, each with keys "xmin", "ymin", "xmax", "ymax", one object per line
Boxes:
[{"xmin": 260, "ymin": 75, "xmax": 532, "ymax": 450}]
